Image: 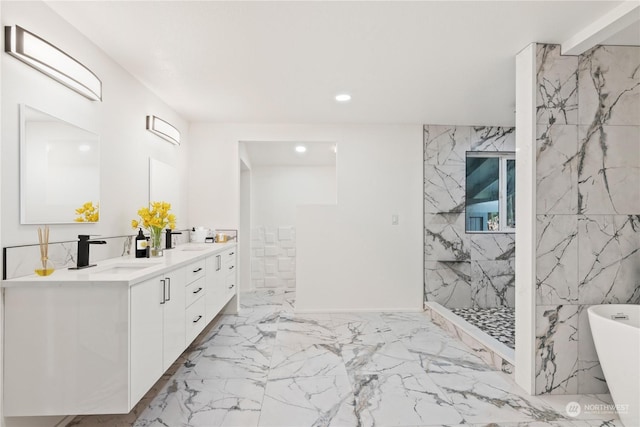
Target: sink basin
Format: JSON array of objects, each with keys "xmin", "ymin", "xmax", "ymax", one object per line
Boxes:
[{"xmin": 96, "ymin": 264, "xmax": 159, "ymax": 274}]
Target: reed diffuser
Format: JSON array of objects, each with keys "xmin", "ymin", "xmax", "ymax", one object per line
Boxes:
[{"xmin": 35, "ymin": 225, "xmax": 55, "ymax": 276}]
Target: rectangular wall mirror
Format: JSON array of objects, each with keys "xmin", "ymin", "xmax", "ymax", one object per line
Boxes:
[
  {"xmin": 20, "ymin": 105, "xmax": 100, "ymax": 224},
  {"xmin": 149, "ymin": 157, "xmax": 181, "ymax": 227}
]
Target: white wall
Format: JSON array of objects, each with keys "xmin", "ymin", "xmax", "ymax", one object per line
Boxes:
[
  {"xmin": 1, "ymin": 2, "xmax": 189, "ymax": 425},
  {"xmin": 251, "ymin": 166, "xmax": 336, "ymax": 226},
  {"xmin": 189, "ymin": 123, "xmax": 423, "ymax": 311},
  {"xmin": 1, "ymin": 1, "xmax": 190, "ymax": 247},
  {"xmin": 514, "ymin": 43, "xmax": 537, "ymax": 395}
]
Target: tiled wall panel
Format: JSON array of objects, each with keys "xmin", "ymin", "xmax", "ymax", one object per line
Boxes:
[
  {"xmin": 423, "ymin": 125, "xmax": 516, "ymax": 309},
  {"xmin": 251, "ymin": 225, "xmax": 296, "ymax": 289},
  {"xmin": 534, "ymin": 44, "xmax": 640, "ymax": 395}
]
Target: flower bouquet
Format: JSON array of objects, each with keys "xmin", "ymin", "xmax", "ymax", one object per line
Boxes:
[{"xmin": 131, "ymin": 201, "xmax": 176, "ymax": 256}]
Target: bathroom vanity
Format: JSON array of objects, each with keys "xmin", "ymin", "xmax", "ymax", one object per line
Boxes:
[{"xmin": 1, "ymin": 242, "xmax": 237, "ymax": 416}]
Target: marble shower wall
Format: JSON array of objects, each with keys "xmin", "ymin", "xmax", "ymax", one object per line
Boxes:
[
  {"xmin": 251, "ymin": 226, "xmax": 296, "ymax": 289},
  {"xmin": 534, "ymin": 44, "xmax": 640, "ymax": 395},
  {"xmin": 424, "ymin": 125, "xmax": 516, "ymax": 309}
]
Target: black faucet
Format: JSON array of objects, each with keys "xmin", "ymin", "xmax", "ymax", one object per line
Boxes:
[
  {"xmin": 165, "ymin": 229, "xmax": 182, "ymax": 249},
  {"xmin": 69, "ymin": 235, "xmax": 107, "ymax": 270}
]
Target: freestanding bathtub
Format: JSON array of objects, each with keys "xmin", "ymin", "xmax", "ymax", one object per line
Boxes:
[{"xmin": 588, "ymin": 304, "xmax": 639, "ymax": 427}]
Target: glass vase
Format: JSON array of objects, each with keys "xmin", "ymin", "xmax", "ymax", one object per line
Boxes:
[
  {"xmin": 35, "ymin": 258, "xmax": 55, "ymax": 276},
  {"xmin": 149, "ymin": 228, "xmax": 163, "ymax": 257}
]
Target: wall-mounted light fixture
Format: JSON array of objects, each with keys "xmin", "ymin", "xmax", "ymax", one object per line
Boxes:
[
  {"xmin": 146, "ymin": 115, "xmax": 180, "ymax": 146},
  {"xmin": 4, "ymin": 25, "xmax": 102, "ymax": 101}
]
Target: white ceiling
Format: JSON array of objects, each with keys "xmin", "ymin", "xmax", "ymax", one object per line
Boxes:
[
  {"xmin": 46, "ymin": 1, "xmax": 639, "ymax": 129},
  {"xmin": 242, "ymin": 141, "xmax": 337, "ymax": 167}
]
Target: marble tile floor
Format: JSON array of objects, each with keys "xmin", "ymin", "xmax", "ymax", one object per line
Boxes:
[
  {"xmin": 450, "ymin": 307, "xmax": 516, "ymax": 349},
  {"xmin": 69, "ymin": 289, "xmax": 622, "ymax": 427}
]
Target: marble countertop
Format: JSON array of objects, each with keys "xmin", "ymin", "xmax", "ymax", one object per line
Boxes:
[{"xmin": 1, "ymin": 242, "xmax": 237, "ymax": 288}]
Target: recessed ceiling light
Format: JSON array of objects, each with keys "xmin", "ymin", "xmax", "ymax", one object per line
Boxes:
[
  {"xmin": 295, "ymin": 145, "xmax": 307, "ymax": 153},
  {"xmin": 78, "ymin": 144, "xmax": 91, "ymax": 152},
  {"xmin": 335, "ymin": 94, "xmax": 351, "ymax": 102}
]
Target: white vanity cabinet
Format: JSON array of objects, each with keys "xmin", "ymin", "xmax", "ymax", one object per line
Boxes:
[
  {"xmin": 2, "ymin": 242, "xmax": 237, "ymax": 417},
  {"xmin": 130, "ymin": 268, "xmax": 186, "ymax": 405},
  {"xmin": 130, "ymin": 275, "xmax": 164, "ymax": 405},
  {"xmin": 162, "ymin": 268, "xmax": 187, "ymax": 370},
  {"xmin": 205, "ymin": 247, "xmax": 237, "ymax": 324}
]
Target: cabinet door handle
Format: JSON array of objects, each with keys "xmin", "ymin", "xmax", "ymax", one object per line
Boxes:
[
  {"xmin": 228, "ymin": 284, "xmax": 235, "ymax": 289},
  {"xmin": 193, "ymin": 267, "xmax": 203, "ymax": 273},
  {"xmin": 216, "ymin": 255, "xmax": 221, "ymax": 271},
  {"xmin": 193, "ymin": 287, "xmax": 203, "ymax": 294},
  {"xmin": 192, "ymin": 315, "xmax": 203, "ymax": 323},
  {"xmin": 166, "ymin": 277, "xmax": 171, "ymax": 301},
  {"xmin": 228, "ymin": 265, "xmax": 235, "ymax": 270},
  {"xmin": 229, "ymin": 251, "xmax": 235, "ymax": 256},
  {"xmin": 160, "ymin": 279, "xmax": 166, "ymax": 304}
]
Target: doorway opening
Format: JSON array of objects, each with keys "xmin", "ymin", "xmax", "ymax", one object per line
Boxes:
[{"xmin": 239, "ymin": 141, "xmax": 337, "ymax": 293}]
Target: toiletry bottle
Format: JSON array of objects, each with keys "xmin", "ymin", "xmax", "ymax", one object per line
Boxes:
[{"xmin": 135, "ymin": 228, "xmax": 147, "ymax": 258}]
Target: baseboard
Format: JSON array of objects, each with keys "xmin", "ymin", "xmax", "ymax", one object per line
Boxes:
[
  {"xmin": 294, "ymin": 307, "xmax": 423, "ymax": 314},
  {"xmin": 3, "ymin": 415, "xmax": 73, "ymax": 427}
]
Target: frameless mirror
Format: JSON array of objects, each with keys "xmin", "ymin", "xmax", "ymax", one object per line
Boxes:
[
  {"xmin": 20, "ymin": 105, "xmax": 100, "ymax": 224},
  {"xmin": 149, "ymin": 157, "xmax": 181, "ymax": 226}
]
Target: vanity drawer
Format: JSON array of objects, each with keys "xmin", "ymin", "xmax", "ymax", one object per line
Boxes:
[
  {"xmin": 222, "ymin": 248, "xmax": 236, "ymax": 265},
  {"xmin": 223, "ymin": 259, "xmax": 236, "ymax": 275},
  {"xmin": 185, "ymin": 298, "xmax": 206, "ymax": 343},
  {"xmin": 185, "ymin": 276, "xmax": 205, "ymax": 307},
  {"xmin": 185, "ymin": 259, "xmax": 206, "ymax": 283},
  {"xmin": 224, "ymin": 272, "xmax": 236, "ymax": 295}
]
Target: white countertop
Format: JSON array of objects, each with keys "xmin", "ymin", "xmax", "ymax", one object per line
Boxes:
[{"xmin": 2, "ymin": 242, "xmax": 237, "ymax": 288}]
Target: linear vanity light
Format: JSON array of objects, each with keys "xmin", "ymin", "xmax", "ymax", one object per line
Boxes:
[
  {"xmin": 146, "ymin": 115, "xmax": 181, "ymax": 146},
  {"xmin": 4, "ymin": 25, "xmax": 102, "ymax": 101}
]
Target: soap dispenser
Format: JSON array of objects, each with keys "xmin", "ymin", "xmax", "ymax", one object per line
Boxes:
[{"xmin": 135, "ymin": 228, "xmax": 147, "ymax": 258}]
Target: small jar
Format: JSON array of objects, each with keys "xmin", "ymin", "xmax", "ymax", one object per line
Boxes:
[{"xmin": 35, "ymin": 258, "xmax": 55, "ymax": 276}]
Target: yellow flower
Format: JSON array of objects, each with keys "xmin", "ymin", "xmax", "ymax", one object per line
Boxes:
[
  {"xmin": 131, "ymin": 201, "xmax": 176, "ymax": 233},
  {"xmin": 74, "ymin": 201, "xmax": 99, "ymax": 222}
]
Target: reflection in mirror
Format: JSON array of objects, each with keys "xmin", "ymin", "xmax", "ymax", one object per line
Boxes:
[
  {"xmin": 20, "ymin": 105, "xmax": 100, "ymax": 224},
  {"xmin": 149, "ymin": 157, "xmax": 181, "ymax": 227}
]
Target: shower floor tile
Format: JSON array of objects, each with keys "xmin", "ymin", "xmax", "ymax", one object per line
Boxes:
[{"xmin": 451, "ymin": 307, "xmax": 515, "ymax": 349}]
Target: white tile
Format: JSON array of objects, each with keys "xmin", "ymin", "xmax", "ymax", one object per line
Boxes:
[
  {"xmin": 341, "ymin": 341, "xmax": 425, "ymax": 377},
  {"xmin": 430, "ymin": 370, "xmax": 562, "ymax": 424},
  {"xmin": 135, "ymin": 378, "xmax": 264, "ymax": 427},
  {"xmin": 269, "ymin": 342, "xmax": 348, "ymax": 380},
  {"xmin": 265, "ymin": 263, "xmax": 276, "ymax": 274},
  {"xmin": 251, "ymin": 259, "xmax": 264, "ymax": 273},
  {"xmin": 353, "ymin": 372, "xmax": 464, "ymax": 426},
  {"xmin": 287, "ymin": 248, "xmax": 296, "ymax": 257},
  {"xmin": 264, "ymin": 246, "xmax": 278, "ymax": 256},
  {"xmin": 174, "ymin": 341, "xmax": 273, "ymax": 380},
  {"xmin": 280, "ymin": 239, "xmax": 295, "ymax": 249},
  {"xmin": 259, "ymin": 376, "xmax": 356, "ymax": 427},
  {"xmin": 265, "ymin": 233, "xmax": 275, "ymax": 243},
  {"xmin": 264, "ymin": 277, "xmax": 278, "ymax": 288},
  {"xmin": 277, "ymin": 226, "xmax": 293, "ymax": 241},
  {"xmin": 277, "ymin": 257, "xmax": 293, "ymax": 272},
  {"xmin": 280, "ymin": 271, "xmax": 295, "ymax": 280},
  {"xmin": 254, "ymin": 247, "xmax": 265, "ymax": 257}
]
